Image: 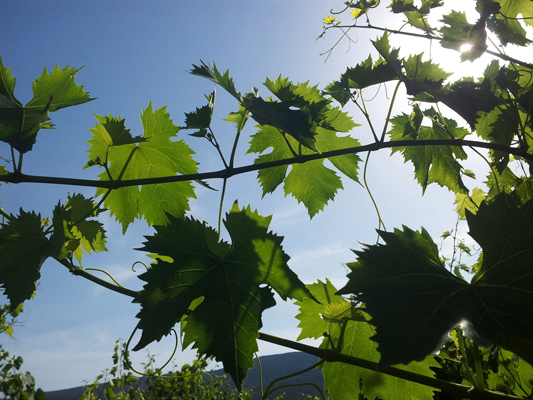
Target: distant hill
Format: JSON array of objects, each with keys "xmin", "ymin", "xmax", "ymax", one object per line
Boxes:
[{"xmin": 45, "ymin": 352, "xmax": 326, "ymax": 400}]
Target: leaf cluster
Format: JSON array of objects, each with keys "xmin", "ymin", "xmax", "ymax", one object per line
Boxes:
[{"xmin": 2, "ymin": 1, "xmax": 533, "ymax": 399}]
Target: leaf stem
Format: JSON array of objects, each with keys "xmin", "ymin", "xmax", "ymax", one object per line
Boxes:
[
  {"xmin": 208, "ymin": 127, "xmax": 228, "ymax": 169},
  {"xmin": 217, "ymin": 177, "xmax": 227, "ymax": 241},
  {"xmin": 457, "ymin": 328, "xmax": 480, "ymax": 390},
  {"xmin": 380, "ymin": 81, "xmax": 402, "ymax": 142},
  {"xmin": 10, "ymin": 147, "xmax": 18, "ymax": 174},
  {"xmin": 80, "ymin": 267, "xmax": 125, "ymax": 288},
  {"xmin": 281, "ymin": 131, "xmax": 299, "ymax": 157},
  {"xmin": 56, "ymin": 258, "xmax": 138, "ymax": 298},
  {"xmin": 353, "ymin": 92, "xmax": 379, "ymax": 142},
  {"xmin": 472, "ymin": 342, "xmax": 486, "ymax": 392},
  {"xmin": 363, "ymin": 152, "xmax": 386, "ymax": 242}
]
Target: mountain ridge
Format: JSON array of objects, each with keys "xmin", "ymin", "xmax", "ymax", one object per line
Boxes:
[{"xmin": 45, "ymin": 351, "xmax": 325, "ymax": 400}]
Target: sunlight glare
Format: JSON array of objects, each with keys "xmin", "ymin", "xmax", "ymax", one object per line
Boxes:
[{"xmin": 459, "ymin": 43, "xmax": 472, "ymax": 53}]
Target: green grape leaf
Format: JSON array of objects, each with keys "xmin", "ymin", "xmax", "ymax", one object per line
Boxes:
[
  {"xmin": 454, "ymin": 187, "xmax": 486, "ymax": 219},
  {"xmin": 497, "ymin": 0, "xmax": 533, "ymax": 26},
  {"xmin": 49, "ymin": 194, "xmax": 107, "ymax": 262},
  {"xmin": 134, "ymin": 203, "xmax": 311, "ymax": 388},
  {"xmin": 244, "ymin": 97, "xmax": 319, "ymax": 152},
  {"xmin": 485, "ymin": 167, "xmax": 533, "ymax": 205},
  {"xmin": 189, "ymin": 61, "xmax": 240, "ymax": 100},
  {"xmin": 404, "ymin": 11, "xmax": 433, "ymax": 32},
  {"xmin": 285, "ymin": 159, "xmax": 343, "ymax": 218},
  {"xmin": 296, "ymin": 280, "xmax": 439, "ymax": 400},
  {"xmin": 475, "ymin": 103, "xmax": 518, "ymax": 169},
  {"xmin": 25, "ymin": 65, "xmax": 94, "ymax": 112},
  {"xmin": 247, "ymin": 125, "xmax": 293, "ymax": 195},
  {"xmin": 49, "ymin": 203, "xmax": 72, "ymax": 260},
  {"xmin": 403, "ymin": 53, "xmax": 452, "ymax": 90},
  {"xmin": 92, "ymin": 115, "xmax": 147, "ymax": 148},
  {"xmin": 182, "ymin": 89, "xmax": 216, "ymax": 134},
  {"xmin": 388, "ymin": 109, "xmax": 468, "ymax": 194},
  {"xmin": 88, "ymin": 103, "xmax": 198, "ymax": 233},
  {"xmin": 0, "ymin": 57, "xmax": 21, "ymax": 108},
  {"xmin": 487, "ymin": 0, "xmax": 533, "ymax": 46},
  {"xmin": 248, "ymin": 123, "xmax": 360, "ymax": 218},
  {"xmin": 495, "ymin": 335, "xmax": 533, "ymax": 371},
  {"xmin": 439, "ymin": 11, "xmax": 474, "ymax": 51},
  {"xmin": 246, "ymin": 78, "xmax": 357, "ymax": 153},
  {"xmin": 338, "ymin": 193, "xmax": 533, "ymax": 367},
  {"xmin": 324, "ymin": 55, "xmax": 399, "ymax": 106},
  {"xmin": 247, "ymin": 80, "xmax": 359, "ymax": 217},
  {"xmin": 0, "ymin": 210, "xmax": 51, "ymax": 310},
  {"xmin": 66, "ymin": 194, "xmax": 107, "ymax": 262},
  {"xmin": 337, "ymin": 226, "xmax": 470, "ymax": 367},
  {"xmin": 390, "ymin": 0, "xmax": 418, "ymax": 13},
  {"xmin": 0, "ymin": 58, "xmax": 94, "ymax": 153}
]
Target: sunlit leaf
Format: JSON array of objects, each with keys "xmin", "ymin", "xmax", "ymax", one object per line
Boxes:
[
  {"xmin": 0, "ymin": 58, "xmax": 94, "ymax": 153},
  {"xmin": 88, "ymin": 103, "xmax": 198, "ymax": 233},
  {"xmin": 189, "ymin": 61, "xmax": 240, "ymax": 100},
  {"xmin": 296, "ymin": 279, "xmax": 439, "ymax": 400}
]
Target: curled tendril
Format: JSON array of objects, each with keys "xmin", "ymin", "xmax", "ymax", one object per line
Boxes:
[
  {"xmin": 131, "ymin": 261, "xmax": 149, "ymax": 273},
  {"xmin": 364, "ymin": 83, "xmax": 382, "ymax": 102},
  {"xmin": 330, "ymin": 3, "xmax": 351, "ymax": 15},
  {"xmin": 261, "ymin": 359, "xmax": 326, "ymax": 400},
  {"xmin": 81, "ymin": 267, "xmax": 124, "ymax": 288},
  {"xmin": 124, "ymin": 325, "xmax": 214, "ymax": 387}
]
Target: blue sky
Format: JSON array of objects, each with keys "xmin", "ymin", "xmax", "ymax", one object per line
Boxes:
[{"xmin": 0, "ymin": 0, "xmax": 503, "ymax": 391}]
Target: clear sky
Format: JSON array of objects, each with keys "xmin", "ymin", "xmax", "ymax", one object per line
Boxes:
[{"xmin": 0, "ymin": 0, "xmax": 507, "ymax": 392}]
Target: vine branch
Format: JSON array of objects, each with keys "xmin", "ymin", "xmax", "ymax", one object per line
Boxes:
[
  {"xmin": 4, "ymin": 139, "xmax": 530, "ymax": 188},
  {"xmin": 257, "ymin": 333, "xmax": 524, "ymax": 400},
  {"xmin": 324, "ymin": 23, "xmax": 533, "ymax": 69}
]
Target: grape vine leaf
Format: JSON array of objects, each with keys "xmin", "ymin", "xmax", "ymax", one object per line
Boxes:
[
  {"xmin": 388, "ymin": 107, "xmax": 468, "ymax": 194},
  {"xmin": 189, "ymin": 61, "xmax": 240, "ymax": 100},
  {"xmin": 244, "ymin": 97, "xmax": 319, "ymax": 152},
  {"xmin": 485, "ymin": 167, "xmax": 533, "ymax": 205},
  {"xmin": 87, "ymin": 103, "xmax": 198, "ymax": 233},
  {"xmin": 245, "ymin": 78, "xmax": 357, "ymax": 153},
  {"xmin": 488, "ymin": 0, "xmax": 533, "ymax": 46},
  {"xmin": 247, "ymin": 77, "xmax": 360, "ymax": 217},
  {"xmin": 182, "ymin": 89, "xmax": 216, "ymax": 137},
  {"xmin": 0, "ymin": 57, "xmax": 94, "ymax": 153},
  {"xmin": 134, "ymin": 203, "xmax": 312, "ymax": 388},
  {"xmin": 338, "ymin": 193, "xmax": 533, "ymax": 367},
  {"xmin": 66, "ymin": 194, "xmax": 107, "ymax": 262},
  {"xmin": 439, "ymin": 10, "xmax": 473, "ymax": 51},
  {"xmin": 0, "ymin": 210, "xmax": 51, "ymax": 311},
  {"xmin": 248, "ymin": 122, "xmax": 360, "ymax": 218},
  {"xmin": 296, "ymin": 279, "xmax": 439, "ymax": 400},
  {"xmin": 324, "ymin": 54, "xmax": 399, "ymax": 106},
  {"xmin": 454, "ymin": 187, "xmax": 485, "ymax": 219}
]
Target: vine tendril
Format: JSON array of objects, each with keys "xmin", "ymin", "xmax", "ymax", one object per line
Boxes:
[{"xmin": 124, "ymin": 325, "xmax": 214, "ymax": 386}]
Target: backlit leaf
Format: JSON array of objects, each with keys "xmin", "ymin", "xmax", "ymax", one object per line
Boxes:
[
  {"xmin": 338, "ymin": 193, "xmax": 533, "ymax": 366},
  {"xmin": 134, "ymin": 203, "xmax": 310, "ymax": 388},
  {"xmin": 324, "ymin": 55, "xmax": 399, "ymax": 106},
  {"xmin": 388, "ymin": 109, "xmax": 468, "ymax": 194},
  {"xmin": 189, "ymin": 61, "xmax": 240, "ymax": 100},
  {"xmin": 88, "ymin": 103, "xmax": 198, "ymax": 233},
  {"xmin": 248, "ymin": 122, "xmax": 360, "ymax": 218},
  {"xmin": 0, "ymin": 210, "xmax": 50, "ymax": 310},
  {"xmin": 0, "ymin": 58, "xmax": 93, "ymax": 153},
  {"xmin": 296, "ymin": 280, "xmax": 439, "ymax": 400}
]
